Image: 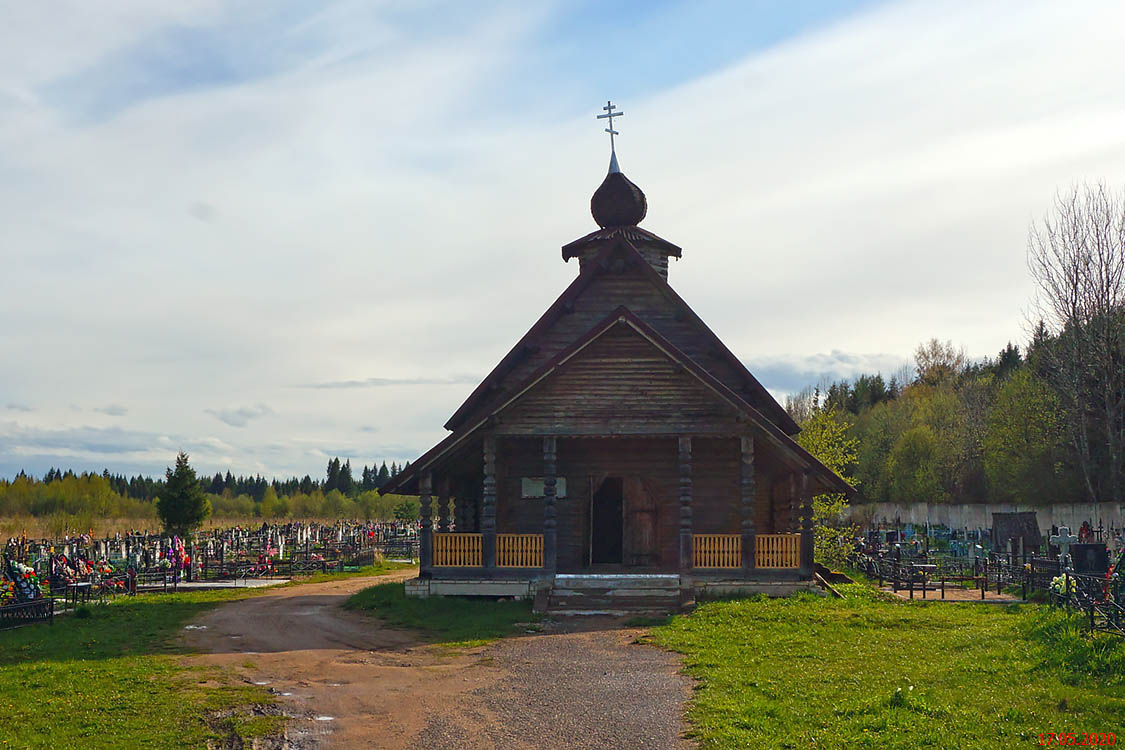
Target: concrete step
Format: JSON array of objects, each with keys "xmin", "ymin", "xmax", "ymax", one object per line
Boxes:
[
  {"xmin": 547, "ymin": 589, "xmax": 683, "ymax": 614},
  {"xmin": 552, "ymin": 574, "xmax": 680, "ymax": 590},
  {"xmin": 544, "ymin": 573, "xmax": 686, "ymax": 614}
]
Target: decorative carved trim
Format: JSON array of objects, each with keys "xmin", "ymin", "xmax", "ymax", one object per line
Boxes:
[
  {"xmin": 678, "ymin": 436, "xmax": 693, "ymax": 570},
  {"xmin": 543, "ymin": 436, "xmax": 557, "ymax": 571},
  {"xmin": 482, "ymin": 437, "xmax": 497, "ymax": 568}
]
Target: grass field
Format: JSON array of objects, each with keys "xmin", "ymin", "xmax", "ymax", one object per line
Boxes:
[
  {"xmin": 0, "ymin": 588, "xmax": 277, "ymax": 749},
  {"xmin": 344, "ymin": 582, "xmax": 538, "ymax": 647},
  {"xmin": 649, "ymin": 583, "xmax": 1125, "ymax": 749},
  {"xmin": 0, "ymin": 562, "xmax": 413, "ymax": 749}
]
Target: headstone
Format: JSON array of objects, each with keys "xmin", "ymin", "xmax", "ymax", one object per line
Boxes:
[
  {"xmin": 1050, "ymin": 526, "xmax": 1079, "ymax": 568},
  {"xmin": 1070, "ymin": 543, "xmax": 1109, "ymax": 575}
]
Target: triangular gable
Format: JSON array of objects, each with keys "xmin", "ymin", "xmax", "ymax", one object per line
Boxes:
[
  {"xmin": 384, "ymin": 306, "xmax": 852, "ymax": 497},
  {"xmin": 443, "ymin": 238, "xmax": 798, "ymax": 436},
  {"xmin": 494, "ymin": 316, "xmax": 745, "ymax": 435}
]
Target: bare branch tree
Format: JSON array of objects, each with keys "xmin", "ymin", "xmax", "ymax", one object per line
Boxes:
[{"xmin": 1028, "ymin": 182, "xmax": 1125, "ymax": 510}]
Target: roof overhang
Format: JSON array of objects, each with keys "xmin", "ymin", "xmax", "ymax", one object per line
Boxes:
[{"xmin": 383, "ymin": 306, "xmax": 854, "ymax": 498}]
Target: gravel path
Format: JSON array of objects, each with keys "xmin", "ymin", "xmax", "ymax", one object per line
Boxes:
[
  {"xmin": 421, "ymin": 618, "xmax": 694, "ymax": 750},
  {"xmin": 183, "ymin": 574, "xmax": 693, "ymax": 749}
]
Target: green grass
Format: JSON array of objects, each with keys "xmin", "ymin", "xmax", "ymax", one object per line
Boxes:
[
  {"xmin": 0, "ymin": 565, "xmax": 414, "ymax": 749},
  {"xmin": 281, "ymin": 559, "xmax": 415, "ymax": 586},
  {"xmin": 0, "ymin": 589, "xmax": 273, "ymax": 749},
  {"xmin": 650, "ymin": 588, "xmax": 1125, "ymax": 749},
  {"xmin": 344, "ymin": 582, "xmax": 539, "ymax": 647}
]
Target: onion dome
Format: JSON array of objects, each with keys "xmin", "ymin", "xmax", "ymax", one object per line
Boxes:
[{"xmin": 591, "ymin": 153, "xmax": 647, "ymax": 228}]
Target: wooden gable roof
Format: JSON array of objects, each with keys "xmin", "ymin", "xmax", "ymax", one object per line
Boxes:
[
  {"xmin": 443, "ymin": 237, "xmax": 799, "ymax": 437},
  {"xmin": 383, "ymin": 305, "xmax": 854, "ymax": 497},
  {"xmin": 495, "ymin": 314, "xmax": 746, "ymax": 436}
]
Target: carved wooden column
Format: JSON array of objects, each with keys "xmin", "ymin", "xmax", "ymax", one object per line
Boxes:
[
  {"xmin": 437, "ymin": 477, "xmax": 451, "ymax": 533},
  {"xmin": 799, "ymin": 470, "xmax": 814, "ymax": 577},
  {"xmin": 482, "ymin": 436, "xmax": 497, "ymax": 569},
  {"xmin": 789, "ymin": 474, "xmax": 798, "ymax": 532},
  {"xmin": 678, "ymin": 436, "xmax": 693, "ymax": 570},
  {"xmin": 419, "ymin": 473, "xmax": 433, "ymax": 571},
  {"xmin": 543, "ymin": 436, "xmax": 557, "ymax": 573},
  {"xmin": 740, "ymin": 436, "xmax": 756, "ymax": 572}
]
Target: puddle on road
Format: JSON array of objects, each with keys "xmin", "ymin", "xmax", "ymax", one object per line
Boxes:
[
  {"xmin": 253, "ymin": 681, "xmax": 271, "ymax": 686},
  {"xmin": 315, "ymin": 716, "xmax": 335, "ymax": 721},
  {"xmin": 183, "ymin": 625, "xmax": 207, "ymax": 630}
]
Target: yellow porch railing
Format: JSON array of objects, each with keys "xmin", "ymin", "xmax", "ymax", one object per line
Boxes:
[
  {"xmin": 497, "ymin": 534, "xmax": 544, "ymax": 568},
  {"xmin": 693, "ymin": 534, "xmax": 741, "ymax": 568},
  {"xmin": 433, "ymin": 532, "xmax": 482, "ymax": 567},
  {"xmin": 755, "ymin": 533, "xmax": 800, "ymax": 569}
]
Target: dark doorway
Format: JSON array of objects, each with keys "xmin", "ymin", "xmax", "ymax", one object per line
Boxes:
[{"xmin": 591, "ymin": 477, "xmax": 624, "ymax": 564}]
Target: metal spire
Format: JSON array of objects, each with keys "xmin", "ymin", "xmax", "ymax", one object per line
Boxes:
[{"xmin": 597, "ymin": 100, "xmax": 623, "ymax": 174}]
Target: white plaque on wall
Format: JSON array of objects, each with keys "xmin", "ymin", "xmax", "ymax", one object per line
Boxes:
[{"xmin": 521, "ymin": 477, "xmax": 567, "ymax": 499}]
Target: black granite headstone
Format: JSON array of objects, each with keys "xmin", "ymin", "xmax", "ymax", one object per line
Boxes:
[{"xmin": 1070, "ymin": 543, "xmax": 1109, "ymax": 575}]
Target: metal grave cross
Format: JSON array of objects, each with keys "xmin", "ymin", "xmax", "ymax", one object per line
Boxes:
[
  {"xmin": 597, "ymin": 100, "xmax": 624, "ymax": 152},
  {"xmin": 1050, "ymin": 526, "xmax": 1079, "ymax": 567}
]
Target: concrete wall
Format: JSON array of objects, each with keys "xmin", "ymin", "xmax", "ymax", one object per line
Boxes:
[{"xmin": 847, "ymin": 502, "xmax": 1125, "ymax": 532}]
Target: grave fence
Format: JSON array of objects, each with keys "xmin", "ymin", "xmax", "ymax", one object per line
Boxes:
[{"xmin": 849, "ymin": 550, "xmax": 1122, "ymax": 636}]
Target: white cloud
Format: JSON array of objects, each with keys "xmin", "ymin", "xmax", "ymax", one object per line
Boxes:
[
  {"xmin": 4, "ymin": 0, "xmax": 1125, "ymax": 477},
  {"xmin": 205, "ymin": 404, "xmax": 273, "ymax": 428}
]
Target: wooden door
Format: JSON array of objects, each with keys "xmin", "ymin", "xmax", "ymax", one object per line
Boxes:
[
  {"xmin": 623, "ymin": 477, "xmax": 659, "ymax": 567},
  {"xmin": 590, "ymin": 477, "xmax": 623, "ymax": 565}
]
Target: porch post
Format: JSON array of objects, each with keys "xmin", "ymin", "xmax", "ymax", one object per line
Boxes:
[
  {"xmin": 437, "ymin": 477, "xmax": 451, "ymax": 533},
  {"xmin": 419, "ymin": 473, "xmax": 433, "ymax": 571},
  {"xmin": 482, "ymin": 436, "xmax": 497, "ymax": 568},
  {"xmin": 678, "ymin": 436, "xmax": 693, "ymax": 570},
  {"xmin": 799, "ymin": 470, "xmax": 814, "ymax": 577},
  {"xmin": 543, "ymin": 436, "xmax": 557, "ymax": 573},
  {"xmin": 740, "ymin": 436, "xmax": 756, "ymax": 572},
  {"xmin": 789, "ymin": 473, "xmax": 798, "ymax": 532}
]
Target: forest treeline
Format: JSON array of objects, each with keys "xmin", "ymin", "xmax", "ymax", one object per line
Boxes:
[
  {"xmin": 0, "ymin": 457, "xmax": 420, "ymax": 530},
  {"xmin": 786, "ymin": 332, "xmax": 1086, "ymax": 507},
  {"xmin": 30, "ymin": 457, "xmax": 410, "ymax": 503},
  {"xmin": 790, "ymin": 185, "xmax": 1125, "ymax": 509}
]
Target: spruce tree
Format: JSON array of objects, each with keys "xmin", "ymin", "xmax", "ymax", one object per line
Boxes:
[
  {"xmin": 326, "ymin": 458, "xmax": 340, "ymax": 492},
  {"xmin": 338, "ymin": 460, "xmax": 354, "ymax": 495},
  {"xmin": 157, "ymin": 452, "xmax": 211, "ymax": 537}
]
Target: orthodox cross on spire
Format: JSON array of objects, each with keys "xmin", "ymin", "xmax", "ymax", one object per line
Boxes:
[{"xmin": 597, "ymin": 100, "xmax": 624, "ymax": 173}]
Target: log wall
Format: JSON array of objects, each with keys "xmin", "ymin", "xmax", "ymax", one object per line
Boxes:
[{"xmin": 492, "ymin": 436, "xmax": 790, "ymax": 571}]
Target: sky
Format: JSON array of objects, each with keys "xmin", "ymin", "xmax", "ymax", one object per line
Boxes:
[{"xmin": 4, "ymin": 0, "xmax": 1125, "ymax": 480}]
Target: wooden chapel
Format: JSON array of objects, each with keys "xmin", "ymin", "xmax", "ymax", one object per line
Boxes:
[{"xmin": 384, "ymin": 106, "xmax": 854, "ymax": 605}]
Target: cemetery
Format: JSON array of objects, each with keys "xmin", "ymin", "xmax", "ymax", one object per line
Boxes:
[
  {"xmin": 848, "ymin": 515, "xmax": 1124, "ymax": 636},
  {"xmin": 0, "ymin": 521, "xmax": 418, "ymax": 630}
]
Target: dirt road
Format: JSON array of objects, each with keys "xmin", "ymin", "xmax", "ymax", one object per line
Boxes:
[{"xmin": 183, "ymin": 572, "xmax": 692, "ymax": 749}]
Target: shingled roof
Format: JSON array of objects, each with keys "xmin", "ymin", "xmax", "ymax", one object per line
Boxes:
[
  {"xmin": 383, "ymin": 297, "xmax": 852, "ymax": 496},
  {"xmin": 443, "ymin": 237, "xmax": 798, "ymax": 437}
]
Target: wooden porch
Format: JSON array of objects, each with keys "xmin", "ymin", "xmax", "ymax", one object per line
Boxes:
[
  {"xmin": 413, "ymin": 433, "xmax": 816, "ymax": 584},
  {"xmin": 427, "ymin": 531, "xmax": 802, "ymax": 574}
]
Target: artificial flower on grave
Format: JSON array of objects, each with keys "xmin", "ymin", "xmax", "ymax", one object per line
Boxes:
[{"xmin": 1049, "ymin": 575, "xmax": 1076, "ymax": 596}]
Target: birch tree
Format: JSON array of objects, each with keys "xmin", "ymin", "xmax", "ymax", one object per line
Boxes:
[{"xmin": 1028, "ymin": 183, "xmax": 1125, "ymax": 507}]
